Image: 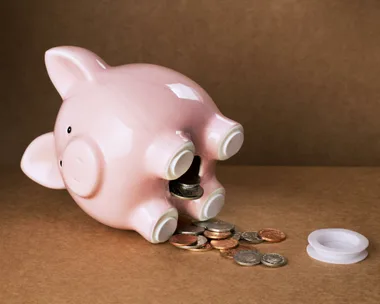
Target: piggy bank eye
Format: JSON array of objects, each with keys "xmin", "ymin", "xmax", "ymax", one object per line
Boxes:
[
  {"xmin": 67, "ymin": 126, "xmax": 72, "ymax": 134},
  {"xmin": 59, "ymin": 160, "xmax": 63, "ymax": 167}
]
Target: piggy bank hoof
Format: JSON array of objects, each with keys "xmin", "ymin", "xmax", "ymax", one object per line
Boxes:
[
  {"xmin": 199, "ymin": 189, "xmax": 225, "ymax": 221},
  {"xmin": 218, "ymin": 125, "xmax": 244, "ymax": 160},
  {"xmin": 151, "ymin": 208, "xmax": 178, "ymax": 243},
  {"xmin": 167, "ymin": 143, "xmax": 195, "ymax": 180}
]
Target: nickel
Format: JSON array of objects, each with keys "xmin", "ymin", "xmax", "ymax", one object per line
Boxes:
[
  {"xmin": 261, "ymin": 253, "xmax": 287, "ymax": 267},
  {"xmin": 233, "ymin": 250, "xmax": 262, "ymax": 266}
]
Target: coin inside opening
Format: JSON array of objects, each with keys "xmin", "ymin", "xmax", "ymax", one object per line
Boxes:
[{"xmin": 169, "ymin": 156, "xmax": 204, "ymax": 199}]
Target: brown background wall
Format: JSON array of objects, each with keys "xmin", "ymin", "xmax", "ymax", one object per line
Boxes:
[{"xmin": 2, "ymin": 0, "xmax": 380, "ymax": 166}]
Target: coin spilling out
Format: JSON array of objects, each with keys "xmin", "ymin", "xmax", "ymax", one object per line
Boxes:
[
  {"xmin": 220, "ymin": 245, "xmax": 258, "ymax": 259},
  {"xmin": 176, "ymin": 225, "xmax": 205, "ymax": 235},
  {"xmin": 241, "ymin": 231, "xmax": 264, "ymax": 244},
  {"xmin": 167, "ymin": 217, "xmax": 288, "ymax": 268},
  {"xmin": 210, "ymin": 238, "xmax": 239, "ymax": 250},
  {"xmin": 169, "ymin": 234, "xmax": 198, "ymax": 247},
  {"xmin": 169, "ymin": 182, "xmax": 204, "ymax": 200},
  {"xmin": 231, "ymin": 232, "xmax": 242, "ymax": 241},
  {"xmin": 207, "ymin": 221, "xmax": 235, "ymax": 233},
  {"xmin": 233, "ymin": 250, "xmax": 262, "ymax": 266},
  {"xmin": 177, "ymin": 235, "xmax": 208, "ymax": 250},
  {"xmin": 203, "ymin": 230, "xmax": 232, "ymax": 239},
  {"xmin": 261, "ymin": 253, "xmax": 287, "ymax": 268},
  {"xmin": 187, "ymin": 243, "xmax": 213, "ymax": 252},
  {"xmin": 258, "ymin": 228, "xmax": 286, "ymax": 243}
]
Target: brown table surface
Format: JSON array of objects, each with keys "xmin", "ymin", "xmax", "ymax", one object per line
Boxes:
[{"xmin": 1, "ymin": 166, "xmax": 379, "ymax": 304}]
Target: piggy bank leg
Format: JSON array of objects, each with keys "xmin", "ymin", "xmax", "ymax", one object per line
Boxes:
[
  {"xmin": 170, "ymin": 177, "xmax": 225, "ymax": 221},
  {"xmin": 201, "ymin": 115, "xmax": 244, "ymax": 161},
  {"xmin": 129, "ymin": 198, "xmax": 178, "ymax": 243},
  {"xmin": 146, "ymin": 133, "xmax": 195, "ymax": 180}
]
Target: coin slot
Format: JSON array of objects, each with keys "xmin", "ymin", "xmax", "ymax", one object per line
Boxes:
[{"xmin": 169, "ymin": 156, "xmax": 204, "ymax": 200}]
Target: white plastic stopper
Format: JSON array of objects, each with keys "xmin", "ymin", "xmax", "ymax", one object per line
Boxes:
[{"xmin": 306, "ymin": 228, "xmax": 369, "ymax": 265}]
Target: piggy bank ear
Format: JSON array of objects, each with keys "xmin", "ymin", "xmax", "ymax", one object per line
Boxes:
[
  {"xmin": 45, "ymin": 46, "xmax": 109, "ymax": 99},
  {"xmin": 21, "ymin": 132, "xmax": 66, "ymax": 189}
]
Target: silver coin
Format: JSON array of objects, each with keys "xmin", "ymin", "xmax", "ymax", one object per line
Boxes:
[
  {"xmin": 207, "ymin": 221, "xmax": 235, "ymax": 233},
  {"xmin": 231, "ymin": 232, "xmax": 241, "ymax": 241},
  {"xmin": 176, "ymin": 235, "xmax": 208, "ymax": 249},
  {"xmin": 191, "ymin": 218, "xmax": 222, "ymax": 229},
  {"xmin": 261, "ymin": 253, "xmax": 287, "ymax": 267},
  {"xmin": 192, "ymin": 220, "xmax": 211, "ymax": 228},
  {"xmin": 176, "ymin": 225, "xmax": 205, "ymax": 235},
  {"xmin": 241, "ymin": 231, "xmax": 264, "ymax": 244},
  {"xmin": 233, "ymin": 250, "xmax": 262, "ymax": 266},
  {"xmin": 169, "ymin": 182, "xmax": 204, "ymax": 200}
]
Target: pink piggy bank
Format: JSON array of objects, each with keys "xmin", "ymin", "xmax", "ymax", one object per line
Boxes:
[{"xmin": 21, "ymin": 46, "xmax": 244, "ymax": 243}]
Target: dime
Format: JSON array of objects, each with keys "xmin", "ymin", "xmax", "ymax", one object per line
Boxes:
[
  {"xmin": 233, "ymin": 250, "xmax": 262, "ymax": 266},
  {"xmin": 231, "ymin": 232, "xmax": 241, "ymax": 241},
  {"xmin": 210, "ymin": 238, "xmax": 239, "ymax": 250},
  {"xmin": 207, "ymin": 221, "xmax": 235, "ymax": 233},
  {"xmin": 241, "ymin": 231, "xmax": 264, "ymax": 244},
  {"xmin": 203, "ymin": 230, "xmax": 232, "ymax": 239},
  {"xmin": 220, "ymin": 245, "xmax": 258, "ymax": 259},
  {"xmin": 261, "ymin": 253, "xmax": 287, "ymax": 267},
  {"xmin": 169, "ymin": 234, "xmax": 198, "ymax": 247},
  {"xmin": 176, "ymin": 225, "xmax": 205, "ymax": 235},
  {"xmin": 176, "ymin": 235, "xmax": 208, "ymax": 249},
  {"xmin": 258, "ymin": 228, "xmax": 286, "ymax": 243},
  {"xmin": 187, "ymin": 243, "xmax": 213, "ymax": 252}
]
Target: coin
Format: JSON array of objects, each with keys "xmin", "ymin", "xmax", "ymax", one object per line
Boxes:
[
  {"xmin": 169, "ymin": 182, "xmax": 204, "ymax": 200},
  {"xmin": 261, "ymin": 253, "xmax": 287, "ymax": 267},
  {"xmin": 176, "ymin": 225, "xmax": 205, "ymax": 235},
  {"xmin": 258, "ymin": 228, "xmax": 286, "ymax": 243},
  {"xmin": 233, "ymin": 250, "xmax": 262, "ymax": 266},
  {"xmin": 231, "ymin": 232, "xmax": 241, "ymax": 241},
  {"xmin": 176, "ymin": 235, "xmax": 208, "ymax": 249},
  {"xmin": 169, "ymin": 234, "xmax": 198, "ymax": 247},
  {"xmin": 220, "ymin": 245, "xmax": 258, "ymax": 259},
  {"xmin": 192, "ymin": 219, "xmax": 215, "ymax": 229},
  {"xmin": 187, "ymin": 243, "xmax": 213, "ymax": 252},
  {"xmin": 203, "ymin": 230, "xmax": 232, "ymax": 239},
  {"xmin": 241, "ymin": 231, "xmax": 264, "ymax": 244},
  {"xmin": 207, "ymin": 221, "xmax": 235, "ymax": 233},
  {"xmin": 210, "ymin": 238, "xmax": 239, "ymax": 250}
]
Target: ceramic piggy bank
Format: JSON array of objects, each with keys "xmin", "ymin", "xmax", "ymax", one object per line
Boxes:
[{"xmin": 21, "ymin": 46, "xmax": 244, "ymax": 243}]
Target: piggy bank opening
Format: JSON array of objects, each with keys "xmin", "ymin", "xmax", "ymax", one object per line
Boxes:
[{"xmin": 20, "ymin": 46, "xmax": 244, "ymax": 244}]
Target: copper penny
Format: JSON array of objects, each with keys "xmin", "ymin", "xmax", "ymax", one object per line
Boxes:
[
  {"xmin": 187, "ymin": 243, "xmax": 213, "ymax": 252},
  {"xmin": 169, "ymin": 234, "xmax": 198, "ymax": 247},
  {"xmin": 258, "ymin": 228, "xmax": 286, "ymax": 242},
  {"xmin": 210, "ymin": 238, "xmax": 239, "ymax": 250},
  {"xmin": 204, "ymin": 230, "xmax": 232, "ymax": 239},
  {"xmin": 220, "ymin": 245, "xmax": 258, "ymax": 259}
]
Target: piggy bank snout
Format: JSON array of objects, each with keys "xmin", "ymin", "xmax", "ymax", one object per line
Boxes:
[{"xmin": 61, "ymin": 137, "xmax": 103, "ymax": 198}]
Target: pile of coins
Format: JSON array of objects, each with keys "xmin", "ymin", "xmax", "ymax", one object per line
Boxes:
[{"xmin": 168, "ymin": 218, "xmax": 288, "ymax": 268}]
